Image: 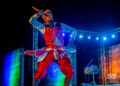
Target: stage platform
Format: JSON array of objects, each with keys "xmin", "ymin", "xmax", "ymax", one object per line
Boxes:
[
  {"xmin": 96, "ymin": 84, "xmax": 120, "ymax": 86},
  {"xmin": 82, "ymin": 84, "xmax": 120, "ymax": 86}
]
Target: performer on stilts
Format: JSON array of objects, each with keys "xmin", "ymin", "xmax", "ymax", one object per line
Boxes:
[{"xmin": 24, "ymin": 8, "xmax": 77, "ymax": 86}]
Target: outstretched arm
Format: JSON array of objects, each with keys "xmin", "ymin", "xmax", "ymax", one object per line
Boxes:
[
  {"xmin": 61, "ymin": 23, "xmax": 77, "ymax": 41},
  {"xmin": 23, "ymin": 50, "xmax": 35, "ymax": 55}
]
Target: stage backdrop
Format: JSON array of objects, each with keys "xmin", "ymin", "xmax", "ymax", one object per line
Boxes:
[{"xmin": 100, "ymin": 44, "xmax": 120, "ymax": 84}]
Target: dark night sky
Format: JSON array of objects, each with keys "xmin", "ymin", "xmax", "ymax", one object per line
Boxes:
[
  {"xmin": 1, "ymin": 0, "xmax": 120, "ymax": 85},
  {"xmin": 1, "ymin": 0, "xmax": 120, "ymax": 50}
]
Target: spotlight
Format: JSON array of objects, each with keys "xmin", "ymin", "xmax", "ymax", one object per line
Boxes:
[
  {"xmin": 96, "ymin": 37, "xmax": 99, "ymax": 40},
  {"xmin": 70, "ymin": 34, "xmax": 73, "ymax": 38},
  {"xmin": 112, "ymin": 34, "xmax": 115, "ymax": 38},
  {"xmin": 88, "ymin": 36, "xmax": 91, "ymax": 39},
  {"xmin": 103, "ymin": 37, "xmax": 107, "ymax": 40},
  {"xmin": 62, "ymin": 33, "xmax": 65, "ymax": 36},
  {"xmin": 79, "ymin": 35, "xmax": 83, "ymax": 38}
]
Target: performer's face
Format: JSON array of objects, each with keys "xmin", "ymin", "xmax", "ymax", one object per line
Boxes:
[
  {"xmin": 45, "ymin": 15, "xmax": 53, "ymax": 22},
  {"xmin": 42, "ymin": 10, "xmax": 53, "ymax": 23}
]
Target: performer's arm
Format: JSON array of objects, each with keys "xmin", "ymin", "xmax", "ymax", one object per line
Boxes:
[
  {"xmin": 61, "ymin": 23, "xmax": 77, "ymax": 41},
  {"xmin": 29, "ymin": 13, "xmax": 45, "ymax": 30},
  {"xmin": 24, "ymin": 50, "xmax": 35, "ymax": 55}
]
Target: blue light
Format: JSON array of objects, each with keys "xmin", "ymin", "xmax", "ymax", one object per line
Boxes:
[
  {"xmin": 96, "ymin": 37, "xmax": 99, "ymax": 40},
  {"xmin": 70, "ymin": 34, "xmax": 73, "ymax": 38},
  {"xmin": 112, "ymin": 34, "xmax": 115, "ymax": 38},
  {"xmin": 62, "ymin": 33, "xmax": 65, "ymax": 36},
  {"xmin": 103, "ymin": 37, "xmax": 107, "ymax": 40},
  {"xmin": 79, "ymin": 35, "xmax": 83, "ymax": 38},
  {"xmin": 88, "ymin": 36, "xmax": 91, "ymax": 39}
]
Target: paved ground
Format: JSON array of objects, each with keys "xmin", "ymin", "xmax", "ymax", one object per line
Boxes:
[
  {"xmin": 96, "ymin": 84, "xmax": 120, "ymax": 86},
  {"xmin": 82, "ymin": 84, "xmax": 120, "ymax": 86}
]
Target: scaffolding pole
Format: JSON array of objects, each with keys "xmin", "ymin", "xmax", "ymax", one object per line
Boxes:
[
  {"xmin": 20, "ymin": 48, "xmax": 24, "ymax": 86},
  {"xmin": 32, "ymin": 27, "xmax": 38, "ymax": 86}
]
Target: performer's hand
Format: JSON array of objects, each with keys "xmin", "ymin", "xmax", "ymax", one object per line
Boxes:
[
  {"xmin": 20, "ymin": 52, "xmax": 28, "ymax": 55},
  {"xmin": 37, "ymin": 10, "xmax": 44, "ymax": 15},
  {"xmin": 20, "ymin": 53, "xmax": 24, "ymax": 55}
]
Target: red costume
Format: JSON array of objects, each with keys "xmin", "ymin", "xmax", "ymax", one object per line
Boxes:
[{"xmin": 24, "ymin": 10, "xmax": 75, "ymax": 81}]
